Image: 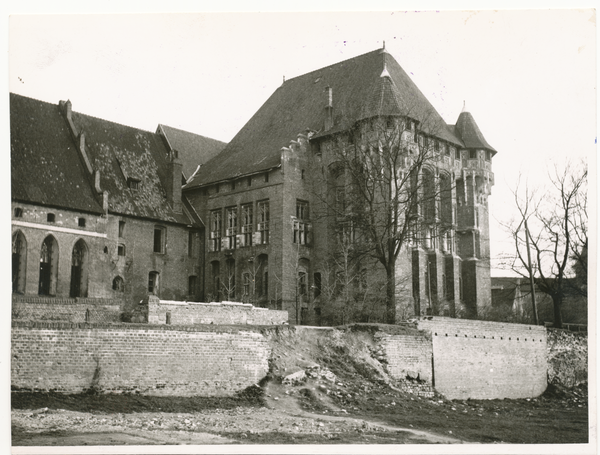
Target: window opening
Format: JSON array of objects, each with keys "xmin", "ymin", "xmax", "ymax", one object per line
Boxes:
[
  {"xmin": 112, "ymin": 276, "xmax": 124, "ymax": 292},
  {"xmin": 148, "ymin": 271, "xmax": 159, "ymax": 295},
  {"xmin": 226, "ymin": 207, "xmax": 238, "ymax": 249},
  {"xmin": 127, "ymin": 178, "xmax": 140, "ymax": 190},
  {"xmin": 78, "ymin": 218, "xmax": 86, "ymax": 227},
  {"xmin": 153, "ymin": 226, "xmax": 166, "ymax": 253},
  {"xmin": 210, "ymin": 210, "xmax": 222, "ymax": 252},
  {"xmin": 12, "ymin": 231, "xmax": 27, "ymax": 293},
  {"xmin": 118, "ymin": 221, "xmax": 125, "ymax": 238},
  {"xmin": 257, "ymin": 201, "xmax": 270, "ymax": 244},
  {"xmin": 14, "ymin": 207, "xmax": 23, "ymax": 218},
  {"xmin": 118, "ymin": 244, "xmax": 126, "ymax": 256},
  {"xmin": 47, "ymin": 213, "xmax": 55, "ymax": 223},
  {"xmin": 313, "ymin": 272, "xmax": 321, "ymax": 298},
  {"xmin": 241, "ymin": 204, "xmax": 253, "ymax": 247},
  {"xmin": 188, "ymin": 275, "xmax": 197, "ymax": 297}
]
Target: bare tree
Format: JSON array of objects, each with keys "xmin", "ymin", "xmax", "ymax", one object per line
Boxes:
[
  {"xmin": 505, "ymin": 163, "xmax": 587, "ymax": 328},
  {"xmin": 314, "ymin": 111, "xmax": 445, "ymax": 324}
]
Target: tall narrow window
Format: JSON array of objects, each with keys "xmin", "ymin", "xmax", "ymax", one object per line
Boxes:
[
  {"xmin": 70, "ymin": 239, "xmax": 88, "ymax": 298},
  {"xmin": 241, "ymin": 204, "xmax": 253, "ymax": 247},
  {"xmin": 117, "ymin": 244, "xmax": 126, "ymax": 256},
  {"xmin": 264, "ymin": 172, "xmax": 269, "ymax": 183},
  {"xmin": 148, "ymin": 271, "xmax": 159, "ymax": 295},
  {"xmin": 298, "ymin": 272, "xmax": 307, "ymax": 296},
  {"xmin": 153, "ymin": 226, "xmax": 166, "ymax": 253},
  {"xmin": 257, "ymin": 200, "xmax": 270, "ymax": 244},
  {"xmin": 12, "ymin": 231, "xmax": 27, "ymax": 294},
  {"xmin": 294, "ymin": 200, "xmax": 310, "ymax": 245},
  {"xmin": 210, "ymin": 210, "xmax": 222, "ymax": 252},
  {"xmin": 118, "ymin": 221, "xmax": 125, "ymax": 238},
  {"xmin": 39, "ymin": 235, "xmax": 58, "ymax": 296},
  {"xmin": 226, "ymin": 207, "xmax": 238, "ymax": 249},
  {"xmin": 313, "ymin": 272, "xmax": 321, "ymax": 298}
]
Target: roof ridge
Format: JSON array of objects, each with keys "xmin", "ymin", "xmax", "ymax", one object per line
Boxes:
[{"xmin": 283, "ymin": 48, "xmax": 383, "ymax": 84}]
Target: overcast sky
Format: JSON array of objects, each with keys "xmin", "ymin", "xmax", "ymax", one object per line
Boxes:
[{"xmin": 8, "ymin": 9, "xmax": 596, "ymax": 276}]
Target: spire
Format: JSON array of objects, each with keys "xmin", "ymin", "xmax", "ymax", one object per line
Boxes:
[{"xmin": 461, "ymin": 100, "xmax": 467, "ymax": 113}]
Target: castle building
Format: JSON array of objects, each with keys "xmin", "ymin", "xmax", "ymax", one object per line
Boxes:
[
  {"xmin": 10, "ymin": 93, "xmax": 223, "ymax": 321},
  {"xmin": 183, "ymin": 48, "xmax": 497, "ymax": 324}
]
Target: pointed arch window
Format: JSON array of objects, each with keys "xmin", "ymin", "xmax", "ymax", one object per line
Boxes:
[{"xmin": 12, "ymin": 231, "xmax": 27, "ymax": 294}]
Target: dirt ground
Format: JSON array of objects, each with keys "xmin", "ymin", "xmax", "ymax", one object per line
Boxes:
[{"xmin": 11, "ymin": 325, "xmax": 590, "ymax": 446}]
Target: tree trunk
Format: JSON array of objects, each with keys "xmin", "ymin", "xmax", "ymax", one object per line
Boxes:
[
  {"xmin": 385, "ymin": 262, "xmax": 396, "ymax": 324},
  {"xmin": 552, "ymin": 294, "xmax": 563, "ymax": 329}
]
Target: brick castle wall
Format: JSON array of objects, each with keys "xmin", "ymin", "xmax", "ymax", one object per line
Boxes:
[
  {"xmin": 417, "ymin": 317, "xmax": 547, "ymax": 399},
  {"xmin": 12, "ymin": 321, "xmax": 269, "ymax": 396},
  {"xmin": 12, "ymin": 295, "xmax": 122, "ymax": 323},
  {"xmin": 144, "ymin": 298, "xmax": 289, "ymax": 325}
]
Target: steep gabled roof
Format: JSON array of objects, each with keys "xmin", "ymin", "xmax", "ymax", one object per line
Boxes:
[
  {"xmin": 454, "ymin": 110, "xmax": 497, "ymax": 154},
  {"xmin": 185, "ymin": 48, "xmax": 465, "ymax": 190},
  {"xmin": 157, "ymin": 124, "xmax": 227, "ymax": 179},
  {"xmin": 10, "ymin": 93, "xmax": 190, "ymax": 224},
  {"xmin": 70, "ymin": 111, "xmax": 188, "ymax": 223},
  {"xmin": 10, "ymin": 93, "xmax": 104, "ymax": 214}
]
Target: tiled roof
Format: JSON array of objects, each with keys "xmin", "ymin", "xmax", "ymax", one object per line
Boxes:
[
  {"xmin": 185, "ymin": 48, "xmax": 466, "ymax": 189},
  {"xmin": 11, "ymin": 93, "xmax": 190, "ymax": 224},
  {"xmin": 157, "ymin": 124, "xmax": 227, "ymax": 179},
  {"xmin": 454, "ymin": 111, "xmax": 497, "ymax": 154},
  {"xmin": 10, "ymin": 93, "xmax": 104, "ymax": 214}
]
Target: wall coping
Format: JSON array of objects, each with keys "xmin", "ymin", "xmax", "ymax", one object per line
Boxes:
[
  {"xmin": 11, "ymin": 320, "xmax": 282, "ymax": 334},
  {"xmin": 155, "ymin": 299, "xmax": 274, "ymax": 312}
]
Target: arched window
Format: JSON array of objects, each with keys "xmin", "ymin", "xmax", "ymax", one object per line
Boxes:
[
  {"xmin": 39, "ymin": 235, "xmax": 58, "ymax": 296},
  {"xmin": 12, "ymin": 231, "xmax": 27, "ymax": 294},
  {"xmin": 70, "ymin": 239, "xmax": 89, "ymax": 298},
  {"xmin": 112, "ymin": 276, "xmax": 124, "ymax": 292}
]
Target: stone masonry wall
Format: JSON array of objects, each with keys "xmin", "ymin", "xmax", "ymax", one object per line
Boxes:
[
  {"xmin": 143, "ymin": 298, "xmax": 289, "ymax": 325},
  {"xmin": 12, "ymin": 322, "xmax": 269, "ymax": 397},
  {"xmin": 417, "ymin": 317, "xmax": 547, "ymax": 400}
]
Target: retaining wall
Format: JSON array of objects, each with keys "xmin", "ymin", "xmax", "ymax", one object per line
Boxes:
[
  {"xmin": 416, "ymin": 317, "xmax": 548, "ymax": 400},
  {"xmin": 11, "ymin": 321, "xmax": 269, "ymax": 396}
]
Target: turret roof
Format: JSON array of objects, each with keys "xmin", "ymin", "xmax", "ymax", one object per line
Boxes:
[{"xmin": 454, "ymin": 110, "xmax": 497, "ymax": 154}]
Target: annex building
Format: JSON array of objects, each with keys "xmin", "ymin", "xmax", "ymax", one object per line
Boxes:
[{"xmin": 11, "ymin": 47, "xmax": 497, "ymax": 326}]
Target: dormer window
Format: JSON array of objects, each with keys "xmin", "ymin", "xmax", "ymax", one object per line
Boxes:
[
  {"xmin": 47, "ymin": 213, "xmax": 55, "ymax": 223},
  {"xmin": 127, "ymin": 178, "xmax": 140, "ymax": 190}
]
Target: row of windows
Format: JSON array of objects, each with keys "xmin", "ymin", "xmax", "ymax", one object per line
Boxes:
[
  {"xmin": 13, "ymin": 208, "xmax": 87, "ymax": 227},
  {"xmin": 205, "ymin": 172, "xmax": 270, "ymax": 196},
  {"xmin": 210, "ymin": 201, "xmax": 270, "ymax": 251}
]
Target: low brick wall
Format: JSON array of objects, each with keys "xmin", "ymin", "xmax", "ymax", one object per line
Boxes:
[
  {"xmin": 12, "ymin": 295, "xmax": 122, "ymax": 323},
  {"xmin": 416, "ymin": 317, "xmax": 547, "ymax": 400},
  {"xmin": 136, "ymin": 297, "xmax": 288, "ymax": 325},
  {"xmin": 11, "ymin": 321, "xmax": 269, "ymax": 396}
]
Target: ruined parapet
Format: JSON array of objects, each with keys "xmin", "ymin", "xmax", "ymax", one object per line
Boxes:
[{"xmin": 128, "ymin": 296, "xmax": 289, "ymax": 326}]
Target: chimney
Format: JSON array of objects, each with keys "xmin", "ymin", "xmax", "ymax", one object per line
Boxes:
[
  {"xmin": 324, "ymin": 86, "xmax": 334, "ymax": 131},
  {"xmin": 166, "ymin": 152, "xmax": 183, "ymax": 214}
]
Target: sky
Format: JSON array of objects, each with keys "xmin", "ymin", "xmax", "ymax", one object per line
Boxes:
[{"xmin": 7, "ymin": 8, "xmax": 596, "ymax": 277}]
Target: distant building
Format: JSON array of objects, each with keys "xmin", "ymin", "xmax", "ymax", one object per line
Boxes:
[{"xmin": 183, "ymin": 48, "xmax": 497, "ymax": 324}]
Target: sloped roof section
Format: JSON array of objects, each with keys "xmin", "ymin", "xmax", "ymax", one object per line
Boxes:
[
  {"xmin": 70, "ymin": 111, "xmax": 188, "ymax": 223},
  {"xmin": 10, "ymin": 93, "xmax": 104, "ymax": 214},
  {"xmin": 185, "ymin": 48, "xmax": 465, "ymax": 189},
  {"xmin": 157, "ymin": 124, "xmax": 227, "ymax": 179},
  {"xmin": 454, "ymin": 111, "xmax": 497, "ymax": 154}
]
